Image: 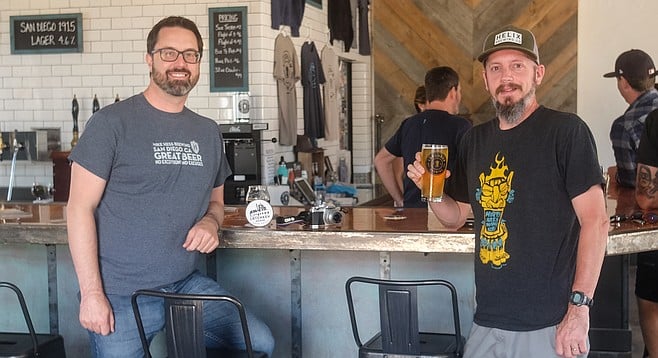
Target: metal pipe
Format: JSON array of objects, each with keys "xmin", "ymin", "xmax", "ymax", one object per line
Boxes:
[{"xmin": 7, "ymin": 130, "xmax": 20, "ymax": 201}]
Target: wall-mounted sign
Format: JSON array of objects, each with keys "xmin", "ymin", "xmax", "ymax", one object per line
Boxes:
[
  {"xmin": 10, "ymin": 13, "xmax": 83, "ymax": 54},
  {"xmin": 208, "ymin": 7, "xmax": 249, "ymax": 92}
]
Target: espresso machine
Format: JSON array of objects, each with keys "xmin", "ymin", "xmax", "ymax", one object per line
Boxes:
[{"xmin": 220, "ymin": 123, "xmax": 262, "ymax": 205}]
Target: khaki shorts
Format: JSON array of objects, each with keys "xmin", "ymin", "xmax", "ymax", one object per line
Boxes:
[{"xmin": 463, "ymin": 323, "xmax": 589, "ymax": 358}]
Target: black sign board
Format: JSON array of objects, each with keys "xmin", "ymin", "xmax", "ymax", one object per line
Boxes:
[
  {"xmin": 10, "ymin": 13, "xmax": 83, "ymax": 54},
  {"xmin": 209, "ymin": 7, "xmax": 249, "ymax": 92}
]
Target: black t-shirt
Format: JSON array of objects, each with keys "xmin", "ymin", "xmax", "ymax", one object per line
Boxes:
[
  {"xmin": 384, "ymin": 109, "xmax": 471, "ymax": 207},
  {"xmin": 637, "ymin": 109, "xmax": 658, "ymax": 167},
  {"xmin": 446, "ymin": 106, "xmax": 603, "ymax": 331}
]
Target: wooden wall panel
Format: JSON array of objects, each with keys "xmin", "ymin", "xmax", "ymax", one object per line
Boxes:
[{"xmin": 373, "ymin": 0, "xmax": 578, "ymax": 148}]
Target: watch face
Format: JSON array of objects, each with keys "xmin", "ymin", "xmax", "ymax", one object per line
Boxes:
[{"xmin": 570, "ymin": 291, "xmax": 592, "ymax": 307}]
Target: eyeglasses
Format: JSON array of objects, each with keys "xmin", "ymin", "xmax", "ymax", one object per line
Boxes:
[
  {"xmin": 151, "ymin": 48, "xmax": 201, "ymax": 64},
  {"xmin": 610, "ymin": 211, "xmax": 658, "ymax": 226}
]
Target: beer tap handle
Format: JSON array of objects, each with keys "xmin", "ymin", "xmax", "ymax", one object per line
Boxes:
[{"xmin": 0, "ymin": 132, "xmax": 4, "ymax": 160}]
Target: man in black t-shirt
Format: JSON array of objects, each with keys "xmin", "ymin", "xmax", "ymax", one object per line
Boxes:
[
  {"xmin": 374, "ymin": 67, "xmax": 471, "ymax": 208},
  {"xmin": 635, "ymin": 108, "xmax": 658, "ymax": 358},
  {"xmin": 408, "ymin": 25, "xmax": 608, "ymax": 358}
]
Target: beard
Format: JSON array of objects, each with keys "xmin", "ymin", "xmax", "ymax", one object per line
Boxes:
[
  {"xmin": 151, "ymin": 66, "xmax": 198, "ymax": 97},
  {"xmin": 492, "ymin": 83, "xmax": 536, "ymax": 125}
]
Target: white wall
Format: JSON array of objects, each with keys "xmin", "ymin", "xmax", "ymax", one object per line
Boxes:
[
  {"xmin": 0, "ymin": 0, "xmax": 372, "ymax": 191},
  {"xmin": 578, "ymin": 0, "xmax": 658, "ymax": 168}
]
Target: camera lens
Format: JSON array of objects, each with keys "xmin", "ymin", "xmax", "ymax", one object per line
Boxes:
[{"xmin": 325, "ymin": 210, "xmax": 343, "ymax": 225}]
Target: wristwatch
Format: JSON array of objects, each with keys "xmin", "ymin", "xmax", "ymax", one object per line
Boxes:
[{"xmin": 569, "ymin": 291, "xmax": 594, "ymax": 308}]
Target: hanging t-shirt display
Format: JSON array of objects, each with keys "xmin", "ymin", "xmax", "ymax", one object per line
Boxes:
[
  {"xmin": 270, "ymin": 0, "xmax": 306, "ymax": 37},
  {"xmin": 321, "ymin": 45, "xmax": 340, "ymax": 141},
  {"xmin": 328, "ymin": 0, "xmax": 353, "ymax": 52},
  {"xmin": 357, "ymin": 0, "xmax": 371, "ymax": 55},
  {"xmin": 301, "ymin": 41, "xmax": 326, "ymax": 140},
  {"xmin": 273, "ymin": 33, "xmax": 301, "ymax": 146}
]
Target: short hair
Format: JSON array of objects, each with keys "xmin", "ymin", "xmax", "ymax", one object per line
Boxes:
[
  {"xmin": 424, "ymin": 67, "xmax": 459, "ymax": 102},
  {"xmin": 413, "ymin": 85, "xmax": 426, "ymax": 113},
  {"xmin": 147, "ymin": 16, "xmax": 203, "ymax": 57},
  {"xmin": 626, "ymin": 76, "xmax": 656, "ymax": 93}
]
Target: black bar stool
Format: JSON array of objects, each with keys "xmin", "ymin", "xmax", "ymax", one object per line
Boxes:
[
  {"xmin": 345, "ymin": 276, "xmax": 465, "ymax": 357},
  {"xmin": 131, "ymin": 290, "xmax": 267, "ymax": 358},
  {"xmin": 0, "ymin": 281, "xmax": 66, "ymax": 358}
]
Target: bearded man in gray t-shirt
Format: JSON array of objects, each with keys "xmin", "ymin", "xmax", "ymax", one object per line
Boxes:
[{"xmin": 67, "ymin": 16, "xmax": 274, "ymax": 357}]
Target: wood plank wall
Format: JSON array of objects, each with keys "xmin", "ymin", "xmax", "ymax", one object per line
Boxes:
[{"xmin": 373, "ymin": 0, "xmax": 578, "ymax": 149}]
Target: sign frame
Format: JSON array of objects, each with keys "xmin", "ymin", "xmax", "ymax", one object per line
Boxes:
[
  {"xmin": 208, "ymin": 6, "xmax": 249, "ymax": 92},
  {"xmin": 10, "ymin": 13, "xmax": 83, "ymax": 54}
]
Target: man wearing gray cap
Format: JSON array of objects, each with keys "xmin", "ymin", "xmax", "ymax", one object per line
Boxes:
[
  {"xmin": 604, "ymin": 49, "xmax": 658, "ymax": 188},
  {"xmin": 408, "ymin": 25, "xmax": 608, "ymax": 357}
]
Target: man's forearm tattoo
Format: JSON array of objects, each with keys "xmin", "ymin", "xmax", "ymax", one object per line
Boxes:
[{"xmin": 637, "ymin": 164, "xmax": 658, "ymax": 199}]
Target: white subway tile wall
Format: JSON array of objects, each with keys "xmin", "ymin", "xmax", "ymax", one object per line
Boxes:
[{"xmin": 0, "ymin": 0, "xmax": 373, "ymax": 191}]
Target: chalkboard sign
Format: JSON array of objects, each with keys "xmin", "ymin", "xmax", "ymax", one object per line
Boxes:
[
  {"xmin": 208, "ymin": 7, "xmax": 249, "ymax": 92},
  {"xmin": 10, "ymin": 13, "xmax": 83, "ymax": 54}
]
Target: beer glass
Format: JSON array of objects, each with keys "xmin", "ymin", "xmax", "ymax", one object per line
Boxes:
[
  {"xmin": 420, "ymin": 144, "xmax": 448, "ymax": 202},
  {"xmin": 246, "ymin": 185, "xmax": 270, "ymax": 203}
]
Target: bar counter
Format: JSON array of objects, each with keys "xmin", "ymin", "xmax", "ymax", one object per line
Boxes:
[{"xmin": 1, "ymin": 186, "xmax": 655, "ymax": 255}]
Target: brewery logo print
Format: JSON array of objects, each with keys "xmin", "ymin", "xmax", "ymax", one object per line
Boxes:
[
  {"xmin": 152, "ymin": 140, "xmax": 204, "ymax": 166},
  {"xmin": 425, "ymin": 153, "xmax": 447, "ymax": 175},
  {"xmin": 246, "ymin": 199, "xmax": 274, "ymax": 227}
]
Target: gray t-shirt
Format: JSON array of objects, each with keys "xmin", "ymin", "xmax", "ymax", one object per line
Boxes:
[{"xmin": 69, "ymin": 93, "xmax": 231, "ymax": 295}]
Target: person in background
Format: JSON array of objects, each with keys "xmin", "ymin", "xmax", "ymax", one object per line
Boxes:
[
  {"xmin": 408, "ymin": 25, "xmax": 608, "ymax": 357},
  {"xmin": 390, "ymin": 85, "xmax": 428, "ymax": 201},
  {"xmin": 374, "ymin": 67, "xmax": 471, "ymax": 208},
  {"xmin": 66, "ymin": 16, "xmax": 274, "ymax": 357},
  {"xmin": 413, "ymin": 84, "xmax": 427, "ymax": 113},
  {"xmin": 604, "ymin": 49, "xmax": 658, "ymax": 187},
  {"xmin": 635, "ymin": 108, "xmax": 658, "ymax": 358}
]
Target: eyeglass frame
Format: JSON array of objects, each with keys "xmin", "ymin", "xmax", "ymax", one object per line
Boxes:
[{"xmin": 150, "ymin": 47, "xmax": 202, "ymax": 64}]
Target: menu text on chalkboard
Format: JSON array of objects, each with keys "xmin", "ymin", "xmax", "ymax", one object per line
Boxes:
[
  {"xmin": 10, "ymin": 13, "xmax": 83, "ymax": 54},
  {"xmin": 209, "ymin": 7, "xmax": 249, "ymax": 92}
]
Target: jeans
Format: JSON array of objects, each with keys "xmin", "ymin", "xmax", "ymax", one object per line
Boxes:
[{"xmin": 88, "ymin": 270, "xmax": 275, "ymax": 357}]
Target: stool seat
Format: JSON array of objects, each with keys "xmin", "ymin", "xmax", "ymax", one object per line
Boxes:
[{"xmin": 0, "ymin": 333, "xmax": 65, "ymax": 358}]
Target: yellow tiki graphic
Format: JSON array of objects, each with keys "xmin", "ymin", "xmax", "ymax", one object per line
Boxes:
[{"xmin": 476, "ymin": 153, "xmax": 514, "ymax": 268}]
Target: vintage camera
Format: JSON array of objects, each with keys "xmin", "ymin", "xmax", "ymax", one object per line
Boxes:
[{"xmin": 307, "ymin": 203, "xmax": 344, "ymax": 228}]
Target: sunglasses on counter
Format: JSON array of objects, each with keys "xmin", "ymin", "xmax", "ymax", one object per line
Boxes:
[{"xmin": 610, "ymin": 211, "xmax": 658, "ymax": 226}]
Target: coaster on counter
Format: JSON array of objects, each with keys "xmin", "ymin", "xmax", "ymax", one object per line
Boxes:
[{"xmin": 245, "ymin": 199, "xmax": 274, "ymax": 227}]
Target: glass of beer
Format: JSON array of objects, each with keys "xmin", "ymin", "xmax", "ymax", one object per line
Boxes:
[{"xmin": 420, "ymin": 144, "xmax": 448, "ymax": 202}]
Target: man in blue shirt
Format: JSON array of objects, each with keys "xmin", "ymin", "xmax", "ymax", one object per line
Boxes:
[{"xmin": 604, "ymin": 49, "xmax": 658, "ymax": 187}]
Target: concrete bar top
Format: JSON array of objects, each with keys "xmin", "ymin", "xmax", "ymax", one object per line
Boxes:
[{"xmin": 0, "ymin": 181, "xmax": 656, "ymax": 255}]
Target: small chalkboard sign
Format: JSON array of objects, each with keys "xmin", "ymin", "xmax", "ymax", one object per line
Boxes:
[
  {"xmin": 10, "ymin": 13, "xmax": 83, "ymax": 54},
  {"xmin": 209, "ymin": 7, "xmax": 249, "ymax": 92}
]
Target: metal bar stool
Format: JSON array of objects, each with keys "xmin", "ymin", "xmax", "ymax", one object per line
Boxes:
[
  {"xmin": 131, "ymin": 290, "xmax": 267, "ymax": 358},
  {"xmin": 0, "ymin": 281, "xmax": 66, "ymax": 358},
  {"xmin": 346, "ymin": 276, "xmax": 464, "ymax": 357}
]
